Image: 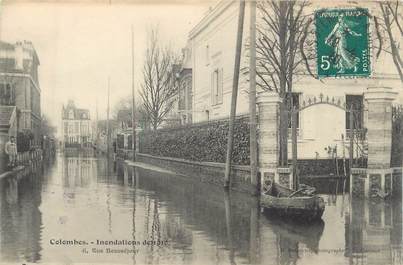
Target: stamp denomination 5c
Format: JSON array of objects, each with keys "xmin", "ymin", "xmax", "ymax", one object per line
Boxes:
[{"xmin": 315, "ymin": 8, "xmax": 370, "ymax": 78}]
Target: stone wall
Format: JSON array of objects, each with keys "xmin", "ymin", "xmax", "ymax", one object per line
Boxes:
[
  {"xmin": 365, "ymin": 87, "xmax": 396, "ymax": 169},
  {"xmin": 136, "ymin": 153, "xmax": 254, "ymax": 194}
]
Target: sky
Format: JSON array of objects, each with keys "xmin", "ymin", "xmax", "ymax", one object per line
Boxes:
[{"xmin": 0, "ymin": 0, "xmax": 211, "ymax": 128}]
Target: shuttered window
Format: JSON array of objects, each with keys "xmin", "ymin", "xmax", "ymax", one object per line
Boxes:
[{"xmin": 211, "ymin": 68, "xmax": 223, "ymax": 105}]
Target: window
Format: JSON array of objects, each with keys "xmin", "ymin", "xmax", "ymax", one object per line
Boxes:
[
  {"xmin": 81, "ymin": 124, "xmax": 87, "ymax": 135},
  {"xmin": 179, "ymin": 77, "xmax": 192, "ymax": 111},
  {"xmin": 211, "ymin": 68, "xmax": 223, "ymax": 105},
  {"xmin": 0, "ymin": 58, "xmax": 15, "ymax": 72},
  {"xmin": 69, "ymin": 110, "xmax": 74, "ymax": 119},
  {"xmin": 75, "ymin": 122, "xmax": 79, "ymax": 134},
  {"xmin": 64, "ymin": 122, "xmax": 68, "ymax": 134},
  {"xmin": 205, "ymin": 45, "xmax": 210, "ymax": 65},
  {"xmin": 288, "ymin": 92, "xmax": 300, "ymax": 128},
  {"xmin": 128, "ymin": 134, "xmax": 133, "ymax": 149},
  {"xmin": 346, "ymin": 95, "xmax": 363, "ymax": 130},
  {"xmin": 178, "ymin": 82, "xmax": 186, "ymax": 110},
  {"xmin": 188, "ymin": 80, "xmax": 193, "ymax": 111},
  {"xmin": 68, "ymin": 124, "xmax": 74, "ymax": 134},
  {"xmin": 117, "ymin": 134, "xmax": 124, "ymax": 149},
  {"xmin": 0, "ymin": 83, "xmax": 15, "ymax": 105}
]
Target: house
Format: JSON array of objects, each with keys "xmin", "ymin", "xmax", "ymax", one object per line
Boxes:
[
  {"xmin": 186, "ymin": 0, "xmax": 402, "ymax": 159},
  {"xmin": 175, "ymin": 44, "xmax": 193, "ymax": 125},
  {"xmin": 61, "ymin": 100, "xmax": 92, "ymax": 148},
  {"xmin": 0, "ymin": 40, "xmax": 41, "ymax": 145}
]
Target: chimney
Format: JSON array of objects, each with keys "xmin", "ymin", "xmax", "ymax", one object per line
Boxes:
[{"xmin": 14, "ymin": 42, "xmax": 24, "ymax": 70}]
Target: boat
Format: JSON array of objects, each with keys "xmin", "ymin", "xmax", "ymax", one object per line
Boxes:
[{"xmin": 261, "ymin": 179, "xmax": 325, "ymax": 222}]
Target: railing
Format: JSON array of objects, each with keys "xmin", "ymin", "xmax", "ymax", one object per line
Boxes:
[{"xmin": 16, "ymin": 149, "xmax": 43, "ymax": 165}]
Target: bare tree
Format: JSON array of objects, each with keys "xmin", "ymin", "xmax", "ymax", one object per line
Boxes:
[
  {"xmin": 374, "ymin": 0, "xmax": 403, "ymax": 82},
  {"xmin": 112, "ymin": 95, "xmax": 151, "ymax": 130},
  {"xmin": 256, "ymin": 0, "xmax": 314, "ymax": 166},
  {"xmin": 139, "ymin": 28, "xmax": 180, "ymax": 130}
]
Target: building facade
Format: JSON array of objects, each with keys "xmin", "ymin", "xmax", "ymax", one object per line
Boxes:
[
  {"xmin": 0, "ymin": 40, "xmax": 41, "ymax": 145},
  {"xmin": 176, "ymin": 44, "xmax": 193, "ymax": 125},
  {"xmin": 187, "ymin": 0, "xmax": 402, "ymax": 159},
  {"xmin": 61, "ymin": 100, "xmax": 92, "ymax": 148}
]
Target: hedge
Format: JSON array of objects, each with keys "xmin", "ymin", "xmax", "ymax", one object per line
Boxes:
[{"xmin": 139, "ymin": 116, "xmax": 250, "ymax": 165}]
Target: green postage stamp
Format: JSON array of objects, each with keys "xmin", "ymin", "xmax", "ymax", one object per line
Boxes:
[{"xmin": 315, "ymin": 8, "xmax": 370, "ymax": 78}]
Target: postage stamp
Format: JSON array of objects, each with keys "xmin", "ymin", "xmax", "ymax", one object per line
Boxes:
[{"xmin": 315, "ymin": 8, "xmax": 371, "ymax": 78}]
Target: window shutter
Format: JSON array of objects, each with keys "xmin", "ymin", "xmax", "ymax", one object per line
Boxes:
[
  {"xmin": 218, "ymin": 68, "xmax": 223, "ymax": 104},
  {"xmin": 211, "ymin": 71, "xmax": 215, "ymax": 105}
]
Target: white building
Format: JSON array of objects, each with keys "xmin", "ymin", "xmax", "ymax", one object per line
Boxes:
[
  {"xmin": 61, "ymin": 100, "xmax": 92, "ymax": 148},
  {"xmin": 186, "ymin": 0, "xmax": 402, "ymax": 159}
]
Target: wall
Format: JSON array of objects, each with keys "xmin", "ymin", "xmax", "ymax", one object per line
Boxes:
[
  {"xmin": 0, "ymin": 41, "xmax": 41, "ymax": 146},
  {"xmin": 62, "ymin": 119, "xmax": 92, "ymax": 146},
  {"xmin": 1, "ymin": 74, "xmax": 41, "ymax": 145},
  {"xmin": 188, "ymin": 0, "xmax": 402, "ymax": 159},
  {"xmin": 190, "ymin": 1, "xmax": 250, "ymax": 123},
  {"xmin": 136, "ymin": 153, "xmax": 254, "ymax": 194}
]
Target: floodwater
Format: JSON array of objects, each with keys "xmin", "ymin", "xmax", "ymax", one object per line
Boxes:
[{"xmin": 0, "ymin": 152, "xmax": 402, "ymax": 265}]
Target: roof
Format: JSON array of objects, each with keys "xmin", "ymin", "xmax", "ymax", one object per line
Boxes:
[
  {"xmin": 76, "ymin": 109, "xmax": 90, "ymax": 120},
  {"xmin": 0, "ymin": 106, "xmax": 16, "ymax": 127},
  {"xmin": 0, "ymin": 40, "xmax": 40, "ymax": 65},
  {"xmin": 0, "ymin": 41, "xmax": 15, "ymax": 50},
  {"xmin": 62, "ymin": 100, "xmax": 91, "ymax": 120},
  {"xmin": 188, "ymin": 0, "xmax": 233, "ymax": 39}
]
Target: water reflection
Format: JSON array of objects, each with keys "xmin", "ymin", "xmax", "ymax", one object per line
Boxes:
[
  {"xmin": 0, "ymin": 154, "xmax": 402, "ymax": 265},
  {"xmin": 345, "ymin": 181, "xmax": 403, "ymax": 265},
  {"xmin": 0, "ymin": 164, "xmax": 44, "ymax": 263}
]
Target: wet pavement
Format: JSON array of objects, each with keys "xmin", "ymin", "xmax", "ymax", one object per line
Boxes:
[{"xmin": 0, "ymin": 152, "xmax": 402, "ymax": 265}]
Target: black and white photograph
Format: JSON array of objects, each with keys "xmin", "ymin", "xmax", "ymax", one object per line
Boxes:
[{"xmin": 0, "ymin": 0, "xmax": 402, "ymax": 264}]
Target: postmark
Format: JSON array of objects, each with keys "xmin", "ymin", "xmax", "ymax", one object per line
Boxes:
[{"xmin": 315, "ymin": 8, "xmax": 371, "ymax": 78}]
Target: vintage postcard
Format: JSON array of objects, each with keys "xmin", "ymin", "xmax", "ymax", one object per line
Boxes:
[{"xmin": 0, "ymin": 0, "xmax": 402, "ymax": 264}]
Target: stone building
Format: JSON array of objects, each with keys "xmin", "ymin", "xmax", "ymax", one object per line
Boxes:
[
  {"xmin": 176, "ymin": 44, "xmax": 193, "ymax": 125},
  {"xmin": 186, "ymin": 0, "xmax": 402, "ymax": 160},
  {"xmin": 0, "ymin": 40, "xmax": 41, "ymax": 144},
  {"xmin": 61, "ymin": 100, "xmax": 92, "ymax": 148}
]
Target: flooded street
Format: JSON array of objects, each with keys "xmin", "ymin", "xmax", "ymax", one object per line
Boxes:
[{"xmin": 0, "ymin": 153, "xmax": 402, "ymax": 265}]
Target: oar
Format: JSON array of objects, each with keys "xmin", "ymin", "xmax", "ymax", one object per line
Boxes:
[{"xmin": 288, "ymin": 188, "xmax": 308, "ymax": 198}]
